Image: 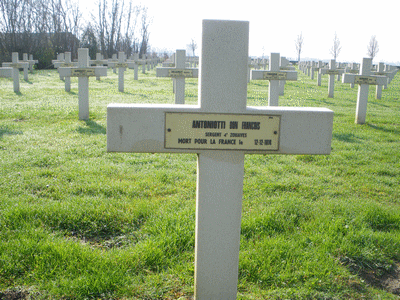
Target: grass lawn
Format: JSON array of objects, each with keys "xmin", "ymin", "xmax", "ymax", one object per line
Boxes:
[{"xmin": 0, "ymin": 65, "xmax": 399, "ymax": 299}]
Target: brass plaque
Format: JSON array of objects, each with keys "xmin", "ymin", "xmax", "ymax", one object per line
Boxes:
[
  {"xmin": 115, "ymin": 63, "xmax": 128, "ymax": 68},
  {"xmin": 62, "ymin": 63, "xmax": 75, "ymax": 67},
  {"xmin": 326, "ymin": 70, "xmax": 339, "ymax": 75},
  {"xmin": 10, "ymin": 63, "xmax": 22, "ymax": 68},
  {"xmin": 168, "ymin": 69, "xmax": 194, "ymax": 78},
  {"xmin": 263, "ymin": 72, "xmax": 287, "ymax": 80},
  {"xmin": 165, "ymin": 113, "xmax": 280, "ymax": 151},
  {"xmin": 71, "ymin": 68, "xmax": 95, "ymax": 77},
  {"xmin": 354, "ymin": 76, "xmax": 377, "ymax": 85}
]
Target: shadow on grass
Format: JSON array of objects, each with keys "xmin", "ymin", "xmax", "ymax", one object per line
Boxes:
[
  {"xmin": 76, "ymin": 120, "xmax": 106, "ymax": 135},
  {"xmin": 367, "ymin": 123, "xmax": 400, "ymax": 135},
  {"xmin": 332, "ymin": 133, "xmax": 361, "ymax": 143},
  {"xmin": 0, "ymin": 126, "xmax": 23, "ymax": 139}
]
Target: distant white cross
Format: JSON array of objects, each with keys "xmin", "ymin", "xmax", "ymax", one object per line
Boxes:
[
  {"xmin": 156, "ymin": 49, "xmax": 198, "ymax": 104},
  {"xmin": 59, "ymin": 48, "xmax": 107, "ymax": 120},
  {"xmin": 251, "ymin": 52, "xmax": 297, "ymax": 106},
  {"xmin": 320, "ymin": 59, "xmax": 344, "ymax": 98},
  {"xmin": 2, "ymin": 53, "xmax": 29, "ymax": 92},
  {"xmin": 342, "ymin": 57, "xmax": 387, "ymax": 124}
]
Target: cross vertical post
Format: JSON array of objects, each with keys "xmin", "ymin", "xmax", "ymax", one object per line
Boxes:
[
  {"xmin": 117, "ymin": 52, "xmax": 127, "ymax": 92},
  {"xmin": 268, "ymin": 53, "xmax": 280, "ymax": 106},
  {"xmin": 328, "ymin": 59, "xmax": 336, "ymax": 98},
  {"xmin": 64, "ymin": 52, "xmax": 72, "ymax": 92},
  {"xmin": 78, "ymin": 49, "xmax": 90, "ymax": 120},
  {"xmin": 12, "ymin": 53, "xmax": 20, "ymax": 93},
  {"xmin": 22, "ymin": 53, "xmax": 29, "ymax": 81}
]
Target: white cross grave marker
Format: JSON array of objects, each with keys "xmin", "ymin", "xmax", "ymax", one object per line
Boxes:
[
  {"xmin": 319, "ymin": 59, "xmax": 344, "ymax": 98},
  {"xmin": 28, "ymin": 54, "xmax": 38, "ymax": 72},
  {"xmin": 374, "ymin": 62, "xmax": 386, "ymax": 99},
  {"xmin": 91, "ymin": 53, "xmax": 108, "ymax": 81},
  {"xmin": 129, "ymin": 53, "xmax": 140, "ymax": 80},
  {"xmin": 107, "ymin": 20, "xmax": 333, "ymax": 299},
  {"xmin": 156, "ymin": 49, "xmax": 199, "ymax": 104},
  {"xmin": 59, "ymin": 48, "xmax": 107, "ymax": 120},
  {"xmin": 2, "ymin": 52, "xmax": 29, "ymax": 93},
  {"xmin": 279, "ymin": 56, "xmax": 296, "ymax": 96},
  {"xmin": 21, "ymin": 54, "xmax": 30, "ymax": 81},
  {"xmin": 54, "ymin": 52, "xmax": 77, "ymax": 92},
  {"xmin": 344, "ymin": 63, "xmax": 360, "ymax": 88},
  {"xmin": 251, "ymin": 52, "xmax": 297, "ymax": 106},
  {"xmin": 116, "ymin": 52, "xmax": 128, "ymax": 92},
  {"xmin": 342, "ymin": 57, "xmax": 387, "ymax": 124}
]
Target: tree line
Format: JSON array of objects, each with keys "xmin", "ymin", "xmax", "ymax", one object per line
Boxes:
[{"xmin": 0, "ymin": 0, "xmax": 151, "ymax": 69}]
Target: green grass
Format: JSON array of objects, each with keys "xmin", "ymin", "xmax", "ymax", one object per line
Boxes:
[{"xmin": 1, "ymin": 66, "xmax": 399, "ymax": 299}]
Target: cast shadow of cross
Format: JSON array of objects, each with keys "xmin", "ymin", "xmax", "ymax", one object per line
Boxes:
[
  {"xmin": 76, "ymin": 120, "xmax": 106, "ymax": 135},
  {"xmin": 0, "ymin": 125, "xmax": 23, "ymax": 139}
]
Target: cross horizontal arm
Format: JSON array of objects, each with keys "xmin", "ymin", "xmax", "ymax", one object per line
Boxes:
[
  {"xmin": 2, "ymin": 62, "xmax": 29, "ymax": 69},
  {"xmin": 251, "ymin": 70, "xmax": 297, "ymax": 81},
  {"xmin": 156, "ymin": 67, "xmax": 199, "ymax": 78},
  {"xmin": 59, "ymin": 67, "xmax": 107, "ymax": 77},
  {"xmin": 107, "ymin": 104, "xmax": 333, "ymax": 155},
  {"xmin": 320, "ymin": 69, "xmax": 344, "ymax": 75},
  {"xmin": 342, "ymin": 73, "xmax": 387, "ymax": 85}
]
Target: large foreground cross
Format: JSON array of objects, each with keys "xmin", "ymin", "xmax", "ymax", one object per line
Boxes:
[{"xmin": 107, "ymin": 20, "xmax": 333, "ymax": 299}]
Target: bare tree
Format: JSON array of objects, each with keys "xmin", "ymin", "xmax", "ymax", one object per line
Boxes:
[
  {"xmin": 367, "ymin": 35, "xmax": 379, "ymax": 61},
  {"xmin": 295, "ymin": 32, "xmax": 304, "ymax": 63},
  {"xmin": 187, "ymin": 38, "xmax": 197, "ymax": 56},
  {"xmin": 329, "ymin": 32, "xmax": 341, "ymax": 60},
  {"xmin": 138, "ymin": 6, "xmax": 151, "ymax": 58}
]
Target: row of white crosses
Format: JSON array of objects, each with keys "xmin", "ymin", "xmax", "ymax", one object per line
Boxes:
[
  {"xmin": 251, "ymin": 52, "xmax": 297, "ymax": 106},
  {"xmin": 107, "ymin": 19, "xmax": 334, "ymax": 299},
  {"xmin": 2, "ymin": 53, "xmax": 37, "ymax": 82},
  {"xmin": 156, "ymin": 49, "xmax": 199, "ymax": 104}
]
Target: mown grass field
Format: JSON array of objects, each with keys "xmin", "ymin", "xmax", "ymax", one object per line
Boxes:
[{"xmin": 0, "ymin": 65, "xmax": 399, "ymax": 299}]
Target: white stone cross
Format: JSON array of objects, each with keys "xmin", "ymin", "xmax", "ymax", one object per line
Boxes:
[
  {"xmin": 63, "ymin": 52, "xmax": 73, "ymax": 92},
  {"xmin": 107, "ymin": 20, "xmax": 333, "ymax": 299},
  {"xmin": 156, "ymin": 49, "xmax": 199, "ymax": 104},
  {"xmin": 319, "ymin": 59, "xmax": 344, "ymax": 98},
  {"xmin": 2, "ymin": 52, "xmax": 29, "ymax": 93},
  {"xmin": 59, "ymin": 48, "xmax": 107, "ymax": 120},
  {"xmin": 374, "ymin": 62, "xmax": 387, "ymax": 99},
  {"xmin": 116, "ymin": 52, "xmax": 127, "ymax": 92},
  {"xmin": 315, "ymin": 61, "xmax": 324, "ymax": 86},
  {"xmin": 130, "ymin": 53, "xmax": 140, "ymax": 80},
  {"xmin": 20, "ymin": 54, "xmax": 30, "ymax": 81},
  {"xmin": 342, "ymin": 58, "xmax": 387, "ymax": 124},
  {"xmin": 54, "ymin": 52, "xmax": 76, "ymax": 91},
  {"xmin": 90, "ymin": 53, "xmax": 108, "ymax": 81},
  {"xmin": 278, "ymin": 56, "xmax": 296, "ymax": 96},
  {"xmin": 345, "ymin": 63, "xmax": 360, "ymax": 88},
  {"xmin": 28, "ymin": 54, "xmax": 38, "ymax": 71},
  {"xmin": 251, "ymin": 52, "xmax": 297, "ymax": 106}
]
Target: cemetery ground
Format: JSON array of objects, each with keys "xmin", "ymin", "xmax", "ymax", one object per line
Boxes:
[{"xmin": 0, "ymin": 66, "xmax": 399, "ymax": 300}]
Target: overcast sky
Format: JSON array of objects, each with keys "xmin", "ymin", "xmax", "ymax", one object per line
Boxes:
[{"xmin": 84, "ymin": 0, "xmax": 399, "ymax": 64}]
